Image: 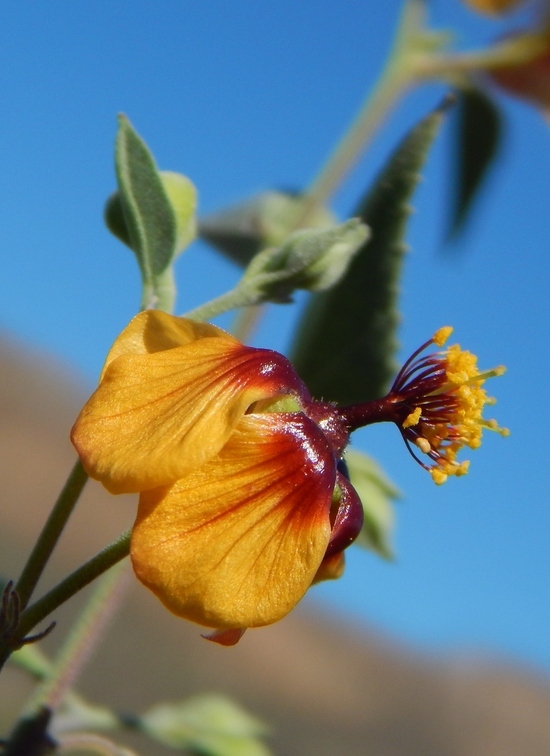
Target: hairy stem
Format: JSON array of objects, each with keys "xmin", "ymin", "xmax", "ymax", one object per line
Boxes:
[
  {"xmin": 15, "ymin": 460, "xmax": 89, "ymax": 611},
  {"xmin": 0, "ymin": 530, "xmax": 131, "ymax": 672}
]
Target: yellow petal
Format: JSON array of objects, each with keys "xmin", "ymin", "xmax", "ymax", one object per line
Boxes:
[
  {"xmin": 72, "ymin": 339, "xmax": 304, "ymax": 493},
  {"xmin": 131, "ymin": 413, "xmax": 335, "ymax": 630},
  {"xmin": 102, "ymin": 310, "xmax": 231, "ymax": 378}
]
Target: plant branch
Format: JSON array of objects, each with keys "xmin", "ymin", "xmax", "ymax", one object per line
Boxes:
[
  {"xmin": 15, "ymin": 460, "xmax": 89, "ymax": 611},
  {"xmin": 0, "ymin": 530, "xmax": 131, "ymax": 673}
]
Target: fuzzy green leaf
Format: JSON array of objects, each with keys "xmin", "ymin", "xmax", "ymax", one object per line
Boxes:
[
  {"xmin": 291, "ymin": 106, "xmax": 445, "ymax": 405},
  {"xmin": 114, "ymin": 115, "xmax": 178, "ymax": 278},
  {"xmin": 140, "ymin": 695, "xmax": 270, "ymax": 756},
  {"xmin": 448, "ymin": 88, "xmax": 502, "ymax": 239}
]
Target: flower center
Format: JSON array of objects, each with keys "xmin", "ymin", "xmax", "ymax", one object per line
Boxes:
[{"xmin": 336, "ymin": 327, "xmax": 509, "ymax": 484}]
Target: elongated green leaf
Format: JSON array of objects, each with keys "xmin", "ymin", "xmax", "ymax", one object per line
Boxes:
[
  {"xmin": 291, "ymin": 106, "xmax": 445, "ymax": 405},
  {"xmin": 448, "ymin": 88, "xmax": 503, "ymax": 239},
  {"xmin": 114, "ymin": 115, "xmax": 178, "ymax": 279}
]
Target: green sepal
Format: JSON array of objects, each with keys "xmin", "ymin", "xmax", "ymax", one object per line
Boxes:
[
  {"xmin": 291, "ymin": 105, "xmax": 445, "ymax": 405},
  {"xmin": 140, "ymin": 694, "xmax": 270, "ymax": 756},
  {"xmin": 241, "ymin": 219, "xmax": 369, "ymax": 302},
  {"xmin": 199, "ymin": 190, "xmax": 336, "ymax": 267},
  {"xmin": 345, "ymin": 449, "xmax": 399, "ymax": 560},
  {"xmin": 447, "ymin": 87, "xmax": 502, "ymax": 240},
  {"xmin": 107, "ymin": 115, "xmax": 197, "ymax": 311}
]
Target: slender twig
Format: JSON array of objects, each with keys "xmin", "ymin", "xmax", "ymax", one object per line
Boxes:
[
  {"xmin": 0, "ymin": 530, "xmax": 131, "ymax": 673},
  {"xmin": 15, "ymin": 460, "xmax": 89, "ymax": 611}
]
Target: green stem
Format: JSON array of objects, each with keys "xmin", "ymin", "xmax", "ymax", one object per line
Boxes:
[
  {"xmin": 231, "ymin": 304, "xmax": 265, "ymax": 343},
  {"xmin": 19, "ymin": 530, "xmax": 131, "ymax": 640},
  {"xmin": 183, "ymin": 282, "xmax": 259, "ymax": 321},
  {"xmin": 303, "ymin": 62, "xmax": 412, "ymax": 219},
  {"xmin": 141, "ymin": 267, "xmax": 176, "ymax": 313},
  {"xmin": 0, "ymin": 530, "xmax": 131, "ymax": 672},
  {"xmin": 15, "ymin": 460, "xmax": 89, "ymax": 611},
  {"xmin": 415, "ymin": 33, "xmax": 550, "ymax": 82},
  {"xmin": 298, "ymin": 0, "xmax": 429, "ymax": 224}
]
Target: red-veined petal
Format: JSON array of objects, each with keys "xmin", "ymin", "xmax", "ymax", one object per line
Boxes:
[
  {"xmin": 130, "ymin": 413, "xmax": 336, "ymax": 630},
  {"xmin": 72, "ymin": 340, "xmax": 306, "ymax": 494}
]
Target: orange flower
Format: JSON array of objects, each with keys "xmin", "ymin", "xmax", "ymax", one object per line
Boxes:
[
  {"xmin": 72, "ymin": 316, "xmax": 506, "ymax": 642},
  {"xmin": 72, "ymin": 311, "xmax": 362, "ymax": 643}
]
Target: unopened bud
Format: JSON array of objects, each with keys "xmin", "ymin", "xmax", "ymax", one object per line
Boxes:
[
  {"xmin": 463, "ymin": 0, "xmax": 526, "ymax": 15},
  {"xmin": 242, "ymin": 219, "xmax": 369, "ymax": 302},
  {"xmin": 489, "ymin": 35, "xmax": 550, "ymax": 112}
]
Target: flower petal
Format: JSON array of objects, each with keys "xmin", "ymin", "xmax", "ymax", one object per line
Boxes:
[
  {"xmin": 312, "ymin": 552, "xmax": 345, "ymax": 584},
  {"xmin": 202, "ymin": 628, "xmax": 247, "ymax": 646},
  {"xmin": 324, "ymin": 472, "xmax": 364, "ymax": 559},
  {"xmin": 130, "ymin": 413, "xmax": 336, "ymax": 629},
  {"xmin": 72, "ymin": 339, "xmax": 306, "ymax": 493},
  {"xmin": 101, "ymin": 311, "xmax": 229, "ymax": 378}
]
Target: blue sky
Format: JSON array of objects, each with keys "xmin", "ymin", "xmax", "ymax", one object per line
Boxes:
[{"xmin": 1, "ymin": 1, "xmax": 549, "ymax": 673}]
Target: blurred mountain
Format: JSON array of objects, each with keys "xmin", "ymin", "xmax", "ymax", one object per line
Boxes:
[{"xmin": 1, "ymin": 334, "xmax": 549, "ymax": 755}]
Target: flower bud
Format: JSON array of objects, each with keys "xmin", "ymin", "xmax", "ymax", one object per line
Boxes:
[
  {"xmin": 490, "ymin": 36, "xmax": 550, "ymax": 111},
  {"xmin": 242, "ymin": 219, "xmax": 370, "ymax": 302},
  {"xmin": 463, "ymin": 0, "xmax": 526, "ymax": 15}
]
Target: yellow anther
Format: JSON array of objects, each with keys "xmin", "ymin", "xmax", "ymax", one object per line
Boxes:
[
  {"xmin": 433, "ymin": 326, "xmax": 453, "ymax": 347},
  {"xmin": 431, "ymin": 468, "xmax": 448, "ymax": 485},
  {"xmin": 456, "ymin": 461, "xmax": 470, "ymax": 476},
  {"xmin": 403, "ymin": 407, "xmax": 422, "ymax": 428},
  {"xmin": 415, "ymin": 437, "xmax": 431, "ymax": 454}
]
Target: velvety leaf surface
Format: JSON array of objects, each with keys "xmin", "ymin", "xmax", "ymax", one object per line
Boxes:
[
  {"xmin": 114, "ymin": 114, "xmax": 178, "ymax": 277},
  {"xmin": 291, "ymin": 107, "xmax": 445, "ymax": 405}
]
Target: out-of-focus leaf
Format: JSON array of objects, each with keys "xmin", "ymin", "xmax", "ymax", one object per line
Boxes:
[
  {"xmin": 11, "ymin": 644, "xmax": 52, "ymax": 679},
  {"xmin": 161, "ymin": 171, "xmax": 197, "ymax": 253},
  {"xmin": 140, "ymin": 694, "xmax": 271, "ymax": 756},
  {"xmin": 11, "ymin": 646, "xmax": 119, "ymax": 736},
  {"xmin": 198, "ymin": 190, "xmax": 336, "ymax": 267},
  {"xmin": 291, "ymin": 105, "xmax": 445, "ymax": 405},
  {"xmin": 345, "ymin": 449, "xmax": 400, "ymax": 560},
  {"xmin": 448, "ymin": 87, "xmax": 503, "ymax": 239}
]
